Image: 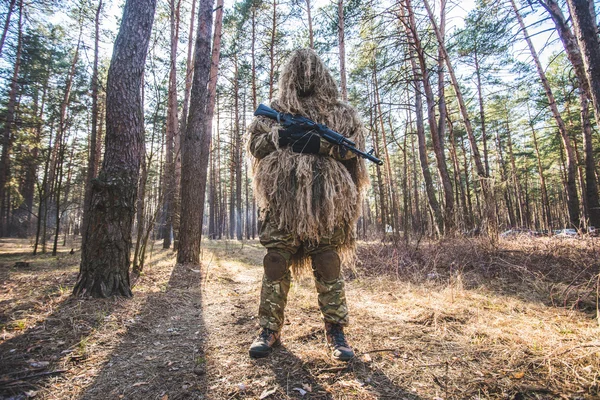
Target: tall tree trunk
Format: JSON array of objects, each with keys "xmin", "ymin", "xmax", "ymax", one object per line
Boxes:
[
  {"xmin": 204, "ymin": 0, "xmax": 224, "ymax": 150},
  {"xmin": 448, "ymin": 119, "xmax": 469, "ymax": 230},
  {"xmin": 373, "ymin": 66, "xmax": 398, "ymax": 232},
  {"xmin": 268, "ymin": 0, "xmax": 277, "ymax": 101},
  {"xmin": 411, "ymin": 65, "xmax": 442, "ymax": 235},
  {"xmin": 174, "ymin": 0, "xmax": 198, "ymax": 250},
  {"xmin": 40, "ymin": 124, "xmax": 55, "ymax": 253},
  {"xmin": 566, "ymin": 0, "xmax": 600, "ymax": 127},
  {"xmin": 409, "ymin": 120, "xmax": 421, "ymax": 232},
  {"xmin": 74, "ymin": 0, "xmax": 157, "ymax": 297},
  {"xmin": 367, "ymin": 83, "xmax": 387, "ymax": 232},
  {"xmin": 180, "ymin": 0, "xmax": 197, "ymax": 133},
  {"xmin": 33, "ymin": 129, "xmax": 53, "ymax": 255},
  {"xmin": 95, "ymin": 100, "xmax": 105, "ymax": 176},
  {"xmin": 338, "ymin": 0, "xmax": 347, "ymax": 101},
  {"xmin": 53, "ymin": 140, "xmax": 73, "ymax": 256},
  {"xmin": 133, "ymin": 157, "xmax": 147, "ymax": 273},
  {"xmin": 0, "ymin": 0, "xmax": 22, "ymax": 236},
  {"xmin": 541, "ymin": 0, "xmax": 600, "ymax": 228},
  {"xmin": 24, "ymin": 83, "xmax": 47, "ymax": 235},
  {"xmin": 473, "ymin": 54, "xmax": 490, "ymax": 177},
  {"xmin": 402, "ymin": 127, "xmax": 410, "ymax": 236},
  {"xmin": 0, "ymin": 0, "xmax": 16, "ymax": 59},
  {"xmin": 251, "ymin": 6, "xmax": 257, "ymax": 110},
  {"xmin": 511, "ymin": 0, "xmax": 580, "ymax": 228},
  {"xmin": 495, "ymin": 126, "xmax": 514, "ymax": 228},
  {"xmin": 459, "ymin": 136, "xmax": 474, "ymax": 227},
  {"xmin": 423, "ymin": 0, "xmax": 497, "ymax": 238},
  {"xmin": 402, "ymin": 4, "xmax": 443, "ymax": 234},
  {"xmin": 306, "ymin": 0, "xmax": 314, "ymax": 49},
  {"xmin": 82, "ymin": 0, "xmax": 103, "ymax": 249},
  {"xmin": 234, "ymin": 55, "xmax": 242, "ymax": 241},
  {"xmin": 251, "ymin": 8, "xmax": 260, "ymax": 237},
  {"xmin": 436, "ymin": 0, "xmax": 454, "ymax": 232},
  {"xmin": 208, "ymin": 136, "xmax": 216, "ymax": 239},
  {"xmin": 403, "ymin": 0, "xmax": 453, "ymax": 233},
  {"xmin": 216, "ymin": 101, "xmax": 224, "ymax": 239},
  {"xmin": 504, "ymin": 109, "xmax": 525, "ymax": 227},
  {"xmin": 177, "ymin": 0, "xmax": 216, "ymax": 265},
  {"xmin": 50, "ymin": 34, "xmax": 81, "ymax": 198},
  {"xmin": 531, "ymin": 122, "xmax": 552, "ymax": 231},
  {"xmin": 162, "ymin": 0, "xmax": 181, "ymax": 249}
]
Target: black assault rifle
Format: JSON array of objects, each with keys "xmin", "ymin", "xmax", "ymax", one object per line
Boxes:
[{"xmin": 254, "ymin": 104, "xmax": 384, "ymax": 165}]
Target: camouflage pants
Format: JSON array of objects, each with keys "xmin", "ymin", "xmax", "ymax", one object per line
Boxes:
[{"xmin": 258, "ymin": 214, "xmax": 349, "ymax": 332}]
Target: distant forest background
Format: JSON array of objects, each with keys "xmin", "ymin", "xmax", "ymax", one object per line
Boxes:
[{"xmin": 1, "ymin": 0, "xmax": 599, "ymax": 260}]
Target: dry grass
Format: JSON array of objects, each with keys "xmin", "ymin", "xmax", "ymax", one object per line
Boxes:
[{"xmin": 0, "ymin": 237, "xmax": 599, "ymax": 399}]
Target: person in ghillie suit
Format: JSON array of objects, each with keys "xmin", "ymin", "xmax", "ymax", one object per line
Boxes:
[{"xmin": 246, "ymin": 49, "xmax": 369, "ymax": 361}]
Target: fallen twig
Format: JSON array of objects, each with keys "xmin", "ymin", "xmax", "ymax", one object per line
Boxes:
[
  {"xmin": 359, "ymin": 348, "xmax": 398, "ymax": 355},
  {"xmin": 317, "ymin": 366, "xmax": 348, "ymax": 374},
  {"xmin": 0, "ymin": 369, "xmax": 68, "ymax": 387}
]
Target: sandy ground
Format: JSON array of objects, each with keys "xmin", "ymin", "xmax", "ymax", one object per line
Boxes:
[{"xmin": 0, "ymin": 238, "xmax": 599, "ymax": 399}]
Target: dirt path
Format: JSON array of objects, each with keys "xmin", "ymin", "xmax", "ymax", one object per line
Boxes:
[
  {"xmin": 1, "ymin": 238, "xmax": 599, "ymax": 399},
  {"xmin": 73, "ymin": 241, "xmax": 415, "ymax": 400}
]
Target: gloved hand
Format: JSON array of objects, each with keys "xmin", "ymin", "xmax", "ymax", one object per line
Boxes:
[{"xmin": 278, "ymin": 124, "xmax": 321, "ymax": 154}]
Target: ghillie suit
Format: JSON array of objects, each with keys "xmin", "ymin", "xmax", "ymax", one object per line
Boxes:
[{"xmin": 247, "ymin": 49, "xmax": 369, "ymax": 333}]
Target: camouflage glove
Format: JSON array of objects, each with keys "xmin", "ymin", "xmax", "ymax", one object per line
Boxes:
[{"xmin": 278, "ymin": 125, "xmax": 321, "ymax": 154}]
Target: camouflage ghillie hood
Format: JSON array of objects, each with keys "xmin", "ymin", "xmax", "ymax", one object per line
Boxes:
[
  {"xmin": 276, "ymin": 49, "xmax": 339, "ymax": 117},
  {"xmin": 249, "ymin": 49, "xmax": 369, "ymax": 273}
]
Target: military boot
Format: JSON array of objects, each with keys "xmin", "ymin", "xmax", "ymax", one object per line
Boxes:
[
  {"xmin": 325, "ymin": 322, "xmax": 354, "ymax": 361},
  {"xmin": 249, "ymin": 328, "xmax": 281, "ymax": 358}
]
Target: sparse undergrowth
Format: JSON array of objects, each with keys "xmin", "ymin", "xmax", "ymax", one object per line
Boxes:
[{"xmin": 0, "ymin": 237, "xmax": 598, "ymax": 399}]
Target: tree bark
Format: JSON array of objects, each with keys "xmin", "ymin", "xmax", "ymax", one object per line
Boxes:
[
  {"xmin": 566, "ymin": 0, "xmax": 600, "ymax": 128},
  {"xmin": 410, "ymin": 61, "xmax": 442, "ymax": 235},
  {"xmin": 234, "ymin": 55, "xmax": 242, "ymax": 241},
  {"xmin": 401, "ymin": 3, "xmax": 443, "ymax": 235},
  {"xmin": 423, "ymin": 0, "xmax": 497, "ymax": 239},
  {"xmin": 436, "ymin": 0, "xmax": 454, "ymax": 232},
  {"xmin": 74, "ymin": 0, "xmax": 157, "ymax": 297},
  {"xmin": 23, "ymin": 81, "xmax": 48, "ymax": 235},
  {"xmin": 473, "ymin": 54, "xmax": 490, "ymax": 178},
  {"xmin": 0, "ymin": 0, "xmax": 16, "ymax": 59},
  {"xmin": 511, "ymin": 0, "xmax": 580, "ymax": 228},
  {"xmin": 180, "ymin": 0, "xmax": 197, "ymax": 133},
  {"xmin": 82, "ymin": 0, "xmax": 103, "ymax": 249},
  {"xmin": 268, "ymin": 0, "xmax": 277, "ymax": 101},
  {"xmin": 404, "ymin": 0, "xmax": 453, "ymax": 233},
  {"xmin": 373, "ymin": 65, "xmax": 398, "ymax": 233},
  {"xmin": 0, "ymin": 0, "xmax": 22, "ymax": 236},
  {"xmin": 306, "ymin": 0, "xmax": 314, "ymax": 49},
  {"xmin": 177, "ymin": 0, "xmax": 216, "ymax": 265},
  {"xmin": 251, "ymin": 6, "xmax": 257, "ymax": 110},
  {"xmin": 162, "ymin": 0, "xmax": 181, "ymax": 249},
  {"xmin": 549, "ymin": 0, "xmax": 600, "ymax": 228}
]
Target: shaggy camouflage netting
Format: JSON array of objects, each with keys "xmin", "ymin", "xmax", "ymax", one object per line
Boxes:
[{"xmin": 247, "ymin": 49, "xmax": 369, "ymax": 274}]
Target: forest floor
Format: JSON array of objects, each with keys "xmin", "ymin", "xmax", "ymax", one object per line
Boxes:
[{"xmin": 0, "ymin": 236, "xmax": 599, "ymax": 399}]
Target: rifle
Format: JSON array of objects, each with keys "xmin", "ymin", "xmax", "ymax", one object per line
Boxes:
[{"xmin": 254, "ymin": 104, "xmax": 384, "ymax": 165}]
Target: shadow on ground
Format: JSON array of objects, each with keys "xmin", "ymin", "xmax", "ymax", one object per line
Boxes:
[
  {"xmin": 264, "ymin": 345, "xmax": 423, "ymax": 399},
  {"xmin": 80, "ymin": 263, "xmax": 206, "ymax": 400},
  {"xmin": 0, "ymin": 293, "xmax": 122, "ymax": 398}
]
